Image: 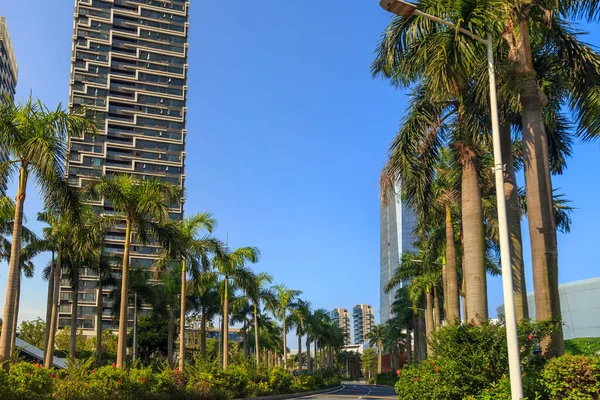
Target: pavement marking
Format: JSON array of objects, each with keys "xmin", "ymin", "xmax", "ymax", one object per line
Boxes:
[{"xmin": 298, "ymin": 385, "xmax": 346, "ymax": 398}]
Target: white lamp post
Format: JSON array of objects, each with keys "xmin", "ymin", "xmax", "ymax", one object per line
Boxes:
[{"xmin": 378, "ymin": 1, "xmax": 523, "ymax": 399}]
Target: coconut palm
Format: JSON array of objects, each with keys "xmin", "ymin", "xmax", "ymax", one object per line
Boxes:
[
  {"xmin": 155, "ymin": 213, "xmax": 221, "ymax": 370},
  {"xmin": 188, "ymin": 273, "xmax": 220, "ymax": 358},
  {"xmin": 288, "ymin": 299, "xmax": 310, "ymax": 373},
  {"xmin": 366, "ymin": 325, "xmax": 386, "ymax": 374},
  {"xmin": 272, "ymin": 283, "xmax": 301, "ymax": 370},
  {"xmin": 307, "ymin": 308, "xmax": 330, "ymax": 373},
  {"xmin": 245, "ymin": 271, "xmax": 276, "ymax": 366},
  {"xmin": 0, "ymin": 97, "xmax": 96, "ymax": 369},
  {"xmin": 86, "ymin": 174, "xmax": 181, "ymax": 368},
  {"xmin": 212, "ymin": 246, "xmax": 260, "ymax": 369}
]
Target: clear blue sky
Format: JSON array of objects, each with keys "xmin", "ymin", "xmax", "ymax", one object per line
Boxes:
[{"xmin": 0, "ymin": 1, "xmax": 598, "ymax": 346}]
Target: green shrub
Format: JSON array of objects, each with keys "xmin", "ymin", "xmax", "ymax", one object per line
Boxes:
[
  {"xmin": 543, "ymin": 354, "xmax": 600, "ymax": 399},
  {"xmin": 374, "ymin": 372, "xmax": 398, "ymax": 386},
  {"xmin": 268, "ymin": 367, "xmax": 293, "ymax": 393},
  {"xmin": 5, "ymin": 362, "xmax": 53, "ymax": 400},
  {"xmin": 565, "ymin": 338, "xmax": 600, "ymax": 357}
]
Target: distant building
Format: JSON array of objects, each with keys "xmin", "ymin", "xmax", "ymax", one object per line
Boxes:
[
  {"xmin": 0, "ymin": 16, "xmax": 17, "ymax": 195},
  {"xmin": 497, "ymin": 277, "xmax": 600, "ymax": 339},
  {"xmin": 380, "ymin": 181, "xmax": 416, "ymax": 323},
  {"xmin": 353, "ymin": 304, "xmax": 375, "ymax": 345},
  {"xmin": 331, "ymin": 308, "xmax": 352, "ymax": 346},
  {"xmin": 184, "ymin": 327, "xmax": 243, "ymax": 350}
]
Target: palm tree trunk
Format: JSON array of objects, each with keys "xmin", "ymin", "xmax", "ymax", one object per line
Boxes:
[
  {"xmin": 10, "ymin": 272, "xmax": 21, "ymax": 355},
  {"xmin": 282, "ymin": 318, "xmax": 287, "ymax": 370},
  {"xmin": 306, "ymin": 336, "xmax": 312, "ymax": 373},
  {"xmin": 200, "ymin": 307, "xmax": 207, "ymax": 358},
  {"xmin": 178, "ymin": 259, "xmax": 187, "ymax": 371},
  {"xmin": 461, "ymin": 152, "xmax": 488, "ymax": 322},
  {"xmin": 0, "ymin": 166, "xmax": 28, "ymax": 370},
  {"xmin": 44, "ymin": 255, "xmax": 55, "ymax": 351},
  {"xmin": 297, "ymin": 331, "xmax": 302, "ymax": 372},
  {"xmin": 501, "ymin": 123, "xmax": 529, "ymax": 321},
  {"xmin": 516, "ymin": 19, "xmax": 563, "ymax": 355},
  {"xmin": 461, "ymin": 278, "xmax": 468, "ymax": 323},
  {"xmin": 413, "ymin": 315, "xmax": 420, "ymax": 362},
  {"xmin": 168, "ymin": 305, "xmax": 174, "ymax": 367},
  {"xmin": 433, "ymin": 286, "xmax": 441, "ymax": 331},
  {"xmin": 96, "ymin": 276, "xmax": 103, "ymax": 366},
  {"xmin": 133, "ymin": 293, "xmax": 138, "ymax": 362},
  {"xmin": 254, "ymin": 303, "xmax": 260, "ymax": 366},
  {"xmin": 116, "ymin": 219, "xmax": 132, "ymax": 368},
  {"xmin": 445, "ymin": 204, "xmax": 460, "ymax": 322},
  {"xmin": 406, "ymin": 330, "xmax": 412, "ymax": 365},
  {"xmin": 70, "ymin": 275, "xmax": 79, "ymax": 358},
  {"xmin": 44, "ymin": 246, "xmax": 62, "ymax": 369},
  {"xmin": 377, "ymin": 343, "xmax": 382, "ymax": 373},
  {"xmin": 313, "ymin": 341, "xmax": 317, "ymax": 371},
  {"xmin": 417, "ymin": 316, "xmax": 426, "ymax": 361},
  {"xmin": 425, "ymin": 291, "xmax": 434, "ymax": 356},
  {"xmin": 222, "ymin": 277, "xmax": 229, "ymax": 369}
]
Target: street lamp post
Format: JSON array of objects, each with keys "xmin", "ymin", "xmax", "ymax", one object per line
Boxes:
[{"xmin": 378, "ymin": 1, "xmax": 523, "ymax": 399}]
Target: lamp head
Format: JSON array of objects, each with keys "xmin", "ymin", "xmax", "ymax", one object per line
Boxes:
[{"xmin": 379, "ymin": 0, "xmax": 418, "ymax": 17}]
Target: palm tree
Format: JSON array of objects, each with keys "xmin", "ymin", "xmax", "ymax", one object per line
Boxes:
[
  {"xmin": 366, "ymin": 325, "xmax": 386, "ymax": 374},
  {"xmin": 157, "ymin": 213, "xmax": 220, "ymax": 370},
  {"xmin": 272, "ymin": 283, "xmax": 301, "ymax": 370},
  {"xmin": 0, "ymin": 97, "xmax": 96, "ymax": 369},
  {"xmin": 307, "ymin": 308, "xmax": 329, "ymax": 373},
  {"xmin": 390, "ymin": 286, "xmax": 415, "ymax": 364},
  {"xmin": 86, "ymin": 174, "xmax": 180, "ymax": 368},
  {"xmin": 188, "ymin": 273, "xmax": 220, "ymax": 358},
  {"xmin": 288, "ymin": 299, "xmax": 310, "ymax": 373},
  {"xmin": 213, "ymin": 246, "xmax": 260, "ymax": 369},
  {"xmin": 245, "ymin": 272, "xmax": 275, "ymax": 366}
]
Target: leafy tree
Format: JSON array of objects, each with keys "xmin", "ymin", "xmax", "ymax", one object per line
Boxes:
[
  {"xmin": 361, "ymin": 348, "xmax": 378, "ymax": 379},
  {"xmin": 272, "ymin": 283, "xmax": 301, "ymax": 370},
  {"xmin": 245, "ymin": 271, "xmax": 275, "ymax": 366},
  {"xmin": 127, "ymin": 315, "xmax": 169, "ymax": 362},
  {"xmin": 366, "ymin": 325, "xmax": 386, "ymax": 374},
  {"xmin": 0, "ymin": 97, "xmax": 96, "ymax": 369},
  {"xmin": 188, "ymin": 273, "xmax": 220, "ymax": 359},
  {"xmin": 18, "ymin": 318, "xmax": 45, "ymax": 349}
]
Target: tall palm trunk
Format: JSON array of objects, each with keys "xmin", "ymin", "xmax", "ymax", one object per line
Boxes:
[
  {"xmin": 254, "ymin": 303, "xmax": 260, "ymax": 366},
  {"xmin": 445, "ymin": 204, "xmax": 460, "ymax": 321},
  {"xmin": 10, "ymin": 272, "xmax": 21, "ymax": 354},
  {"xmin": 44, "ymin": 255, "xmax": 55, "ymax": 351},
  {"xmin": 0, "ymin": 166, "xmax": 28, "ymax": 370},
  {"xmin": 96, "ymin": 276, "xmax": 103, "ymax": 366},
  {"xmin": 297, "ymin": 331, "xmax": 302, "ymax": 372},
  {"xmin": 377, "ymin": 342, "xmax": 382, "ymax": 373},
  {"xmin": 433, "ymin": 286, "xmax": 441, "ymax": 331},
  {"xmin": 461, "ymin": 152, "xmax": 488, "ymax": 322},
  {"xmin": 222, "ymin": 277, "xmax": 229, "ymax": 369},
  {"xmin": 517, "ymin": 19, "xmax": 563, "ymax": 356},
  {"xmin": 70, "ymin": 272, "xmax": 79, "ymax": 358},
  {"xmin": 282, "ymin": 317, "xmax": 287, "ymax": 370},
  {"xmin": 461, "ymin": 278, "xmax": 468, "ymax": 323},
  {"xmin": 116, "ymin": 219, "xmax": 132, "ymax": 368},
  {"xmin": 500, "ymin": 122, "xmax": 529, "ymax": 321},
  {"xmin": 306, "ymin": 337, "xmax": 312, "ymax": 373},
  {"xmin": 44, "ymin": 247, "xmax": 62, "ymax": 368},
  {"xmin": 200, "ymin": 307, "xmax": 207, "ymax": 358},
  {"xmin": 179, "ymin": 259, "xmax": 187, "ymax": 371},
  {"xmin": 417, "ymin": 316, "xmax": 426, "ymax": 361},
  {"xmin": 425, "ymin": 291, "xmax": 434, "ymax": 356},
  {"xmin": 413, "ymin": 315, "xmax": 421, "ymax": 361},
  {"xmin": 406, "ymin": 330, "xmax": 412, "ymax": 365},
  {"xmin": 168, "ymin": 305, "xmax": 174, "ymax": 367},
  {"xmin": 313, "ymin": 341, "xmax": 317, "ymax": 371}
]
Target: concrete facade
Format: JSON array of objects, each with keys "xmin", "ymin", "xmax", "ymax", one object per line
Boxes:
[
  {"xmin": 380, "ymin": 181, "xmax": 416, "ymax": 324},
  {"xmin": 497, "ymin": 278, "xmax": 600, "ymax": 340},
  {"xmin": 352, "ymin": 304, "xmax": 375, "ymax": 345},
  {"xmin": 61, "ymin": 0, "xmax": 190, "ymax": 336},
  {"xmin": 331, "ymin": 308, "xmax": 352, "ymax": 346}
]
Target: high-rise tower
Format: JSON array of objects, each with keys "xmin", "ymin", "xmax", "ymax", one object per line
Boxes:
[
  {"xmin": 380, "ymin": 181, "xmax": 416, "ymax": 324},
  {"xmin": 331, "ymin": 308, "xmax": 352, "ymax": 346},
  {"xmin": 352, "ymin": 304, "xmax": 375, "ymax": 345},
  {"xmin": 61, "ymin": 0, "xmax": 190, "ymax": 337},
  {"xmin": 0, "ymin": 16, "xmax": 17, "ymax": 195}
]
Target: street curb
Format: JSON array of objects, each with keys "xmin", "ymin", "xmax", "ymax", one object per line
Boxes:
[{"xmin": 234, "ymin": 385, "xmax": 344, "ymax": 400}]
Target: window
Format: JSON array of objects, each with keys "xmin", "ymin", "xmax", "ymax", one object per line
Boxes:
[{"xmin": 59, "ymin": 304, "xmax": 72, "ymax": 313}]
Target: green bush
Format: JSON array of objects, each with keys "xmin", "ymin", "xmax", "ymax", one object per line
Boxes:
[
  {"xmin": 542, "ymin": 355, "xmax": 600, "ymax": 399},
  {"xmin": 565, "ymin": 338, "xmax": 600, "ymax": 357},
  {"xmin": 5, "ymin": 362, "xmax": 53, "ymax": 400},
  {"xmin": 374, "ymin": 372, "xmax": 398, "ymax": 386},
  {"xmin": 268, "ymin": 367, "xmax": 293, "ymax": 393}
]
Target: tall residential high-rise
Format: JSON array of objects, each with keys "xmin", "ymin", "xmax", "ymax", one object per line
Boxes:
[
  {"xmin": 61, "ymin": 0, "xmax": 190, "ymax": 337},
  {"xmin": 380, "ymin": 180, "xmax": 416, "ymax": 324},
  {"xmin": 0, "ymin": 16, "xmax": 17, "ymax": 195},
  {"xmin": 353, "ymin": 304, "xmax": 375, "ymax": 345},
  {"xmin": 331, "ymin": 308, "xmax": 352, "ymax": 346}
]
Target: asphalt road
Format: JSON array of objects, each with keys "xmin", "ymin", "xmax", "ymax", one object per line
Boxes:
[{"xmin": 299, "ymin": 382, "xmax": 397, "ymax": 399}]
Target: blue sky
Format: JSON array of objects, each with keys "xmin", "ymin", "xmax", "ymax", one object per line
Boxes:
[{"xmin": 0, "ymin": 0, "xmax": 599, "ymax": 348}]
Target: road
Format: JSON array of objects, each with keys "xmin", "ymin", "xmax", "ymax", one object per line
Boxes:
[{"xmin": 300, "ymin": 382, "xmax": 397, "ymax": 399}]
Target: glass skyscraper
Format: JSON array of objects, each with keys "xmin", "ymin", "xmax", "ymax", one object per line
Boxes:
[
  {"xmin": 61, "ymin": 0, "xmax": 189, "ymax": 336},
  {"xmin": 380, "ymin": 180, "xmax": 416, "ymax": 324},
  {"xmin": 0, "ymin": 16, "xmax": 17, "ymax": 195}
]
